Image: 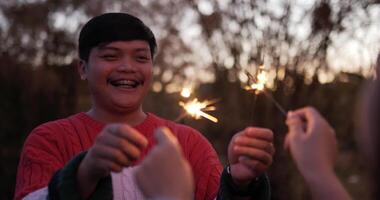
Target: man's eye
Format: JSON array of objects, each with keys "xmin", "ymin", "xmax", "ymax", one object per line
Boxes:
[
  {"xmin": 137, "ymin": 56, "xmax": 150, "ymax": 62},
  {"xmin": 101, "ymin": 54, "xmax": 117, "ymax": 60}
]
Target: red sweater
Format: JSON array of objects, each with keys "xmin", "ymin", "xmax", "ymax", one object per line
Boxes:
[{"xmin": 15, "ymin": 112, "xmax": 222, "ymax": 200}]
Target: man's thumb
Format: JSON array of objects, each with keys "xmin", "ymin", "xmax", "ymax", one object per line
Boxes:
[
  {"xmin": 154, "ymin": 126, "xmax": 178, "ymax": 145},
  {"xmin": 286, "ymin": 112, "xmax": 304, "ymax": 134},
  {"xmin": 283, "ymin": 133, "xmax": 291, "ymax": 151}
]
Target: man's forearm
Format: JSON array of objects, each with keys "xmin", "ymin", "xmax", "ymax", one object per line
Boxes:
[{"xmin": 304, "ymin": 170, "xmax": 351, "ymax": 200}]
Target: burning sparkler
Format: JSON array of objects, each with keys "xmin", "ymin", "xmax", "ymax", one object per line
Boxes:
[
  {"xmin": 245, "ymin": 65, "xmax": 287, "ymax": 116},
  {"xmin": 175, "ymin": 87, "xmax": 218, "ymax": 123},
  {"xmin": 177, "ymin": 98, "xmax": 218, "ymax": 123},
  {"xmin": 245, "ymin": 65, "xmax": 267, "ymax": 94}
]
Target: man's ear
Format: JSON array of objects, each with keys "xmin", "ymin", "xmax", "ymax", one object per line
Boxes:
[{"xmin": 77, "ymin": 60, "xmax": 87, "ymax": 80}]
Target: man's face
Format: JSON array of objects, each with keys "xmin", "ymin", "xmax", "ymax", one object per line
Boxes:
[{"xmin": 81, "ymin": 40, "xmax": 153, "ymax": 114}]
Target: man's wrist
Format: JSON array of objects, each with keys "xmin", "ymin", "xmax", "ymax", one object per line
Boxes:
[
  {"xmin": 217, "ymin": 165, "xmax": 271, "ymax": 200},
  {"xmin": 77, "ymin": 160, "xmax": 101, "ymax": 199},
  {"xmin": 48, "ymin": 151, "xmax": 113, "ymax": 200},
  {"xmin": 228, "ymin": 165, "xmax": 258, "ymax": 187},
  {"xmin": 302, "ymin": 167, "xmax": 336, "ymax": 187},
  {"xmin": 224, "ymin": 165, "xmax": 260, "ymax": 196}
]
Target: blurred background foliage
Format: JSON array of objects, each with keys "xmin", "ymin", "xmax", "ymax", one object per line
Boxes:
[{"xmin": 0, "ymin": 0, "xmax": 379, "ymax": 199}]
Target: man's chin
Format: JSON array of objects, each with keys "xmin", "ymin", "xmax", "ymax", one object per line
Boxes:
[{"xmin": 113, "ymin": 102, "xmax": 142, "ymax": 113}]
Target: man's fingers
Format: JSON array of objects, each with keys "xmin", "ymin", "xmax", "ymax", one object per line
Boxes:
[
  {"xmin": 89, "ymin": 150, "xmax": 126, "ymax": 173},
  {"xmin": 243, "ymin": 127, "xmax": 274, "ymax": 142},
  {"xmin": 291, "ymin": 107, "xmax": 321, "ymax": 130},
  {"xmin": 109, "ymin": 162, "xmax": 124, "ymax": 173},
  {"xmin": 107, "ymin": 124, "xmax": 148, "ymax": 149},
  {"xmin": 291, "ymin": 106, "xmax": 317, "ymax": 118},
  {"xmin": 290, "ymin": 107, "xmax": 331, "ymax": 136},
  {"xmin": 98, "ymin": 133, "xmax": 143, "ymax": 160},
  {"xmin": 234, "ymin": 136, "xmax": 275, "ymax": 155},
  {"xmin": 238, "ymin": 157, "xmax": 268, "ymax": 173},
  {"xmin": 234, "ymin": 146, "xmax": 273, "ymax": 165},
  {"xmin": 93, "ymin": 144, "xmax": 133, "ymax": 167},
  {"xmin": 286, "ymin": 112, "xmax": 305, "ymax": 134}
]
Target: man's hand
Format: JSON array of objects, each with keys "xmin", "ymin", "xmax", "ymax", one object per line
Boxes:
[
  {"xmin": 284, "ymin": 107, "xmax": 352, "ymax": 200},
  {"xmin": 134, "ymin": 127, "xmax": 194, "ymax": 200},
  {"xmin": 228, "ymin": 127, "xmax": 275, "ymax": 186},
  {"xmin": 284, "ymin": 107, "xmax": 337, "ymax": 180},
  {"xmin": 77, "ymin": 124, "xmax": 148, "ymax": 198}
]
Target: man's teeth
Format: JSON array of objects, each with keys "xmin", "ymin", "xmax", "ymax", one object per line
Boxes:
[
  {"xmin": 118, "ymin": 80, "xmax": 135, "ymax": 85},
  {"xmin": 111, "ymin": 80, "xmax": 141, "ymax": 87}
]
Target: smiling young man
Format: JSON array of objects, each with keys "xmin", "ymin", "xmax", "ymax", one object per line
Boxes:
[
  {"xmin": 15, "ymin": 13, "xmax": 274, "ymax": 200},
  {"xmin": 82, "ymin": 40, "xmax": 152, "ymax": 124}
]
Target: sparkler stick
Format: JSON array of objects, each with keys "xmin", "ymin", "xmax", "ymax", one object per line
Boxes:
[
  {"xmin": 262, "ymin": 90, "xmax": 287, "ymax": 116},
  {"xmin": 174, "ymin": 112, "xmax": 188, "ymax": 122}
]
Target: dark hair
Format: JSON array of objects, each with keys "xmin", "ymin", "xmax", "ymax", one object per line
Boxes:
[{"xmin": 78, "ymin": 12, "xmax": 157, "ymax": 61}]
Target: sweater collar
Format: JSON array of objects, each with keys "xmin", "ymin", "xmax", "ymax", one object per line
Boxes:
[{"xmin": 76, "ymin": 112, "xmax": 158, "ymax": 133}]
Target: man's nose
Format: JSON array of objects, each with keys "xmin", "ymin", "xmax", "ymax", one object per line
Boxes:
[{"xmin": 117, "ymin": 58, "xmax": 136, "ymax": 72}]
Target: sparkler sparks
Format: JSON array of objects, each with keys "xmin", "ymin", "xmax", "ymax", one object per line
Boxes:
[
  {"xmin": 177, "ymin": 85, "xmax": 218, "ymax": 123},
  {"xmin": 245, "ymin": 65, "xmax": 287, "ymax": 116},
  {"xmin": 245, "ymin": 65, "xmax": 267, "ymax": 94},
  {"xmin": 180, "ymin": 86, "xmax": 192, "ymax": 98},
  {"xmin": 177, "ymin": 98, "xmax": 218, "ymax": 123}
]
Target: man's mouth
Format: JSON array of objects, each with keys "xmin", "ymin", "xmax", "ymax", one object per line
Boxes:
[{"xmin": 108, "ymin": 79, "xmax": 144, "ymax": 89}]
